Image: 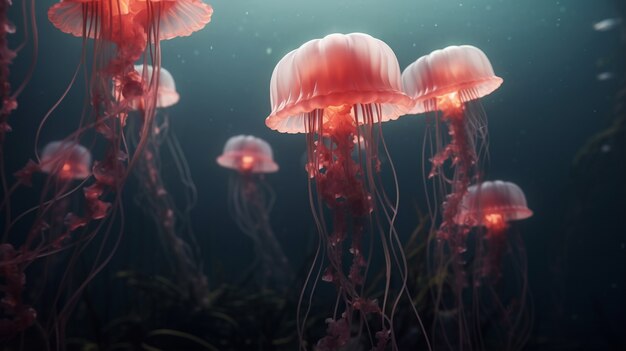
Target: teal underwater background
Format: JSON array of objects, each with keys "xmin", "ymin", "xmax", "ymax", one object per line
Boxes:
[{"xmin": 2, "ymin": 0, "xmax": 625, "ymax": 349}]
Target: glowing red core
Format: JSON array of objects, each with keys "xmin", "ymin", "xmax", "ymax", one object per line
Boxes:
[
  {"xmin": 437, "ymin": 92, "xmax": 463, "ymax": 112},
  {"xmin": 240, "ymin": 155, "xmax": 255, "ymax": 171},
  {"xmin": 484, "ymin": 212, "xmax": 506, "ymax": 230}
]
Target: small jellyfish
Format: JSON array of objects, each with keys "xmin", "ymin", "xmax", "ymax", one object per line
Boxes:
[
  {"xmin": 40, "ymin": 141, "xmax": 92, "ymax": 181},
  {"xmin": 37, "ymin": 141, "xmax": 95, "ymax": 237},
  {"xmin": 115, "ymin": 64, "xmax": 180, "ymax": 111},
  {"xmin": 267, "ymin": 33, "xmax": 422, "ymax": 350},
  {"xmin": 447, "ymin": 180, "xmax": 534, "ymax": 350},
  {"xmin": 217, "ymin": 135, "xmax": 290, "ymax": 289},
  {"xmin": 217, "ymin": 135, "xmax": 279, "ymax": 174},
  {"xmin": 119, "ymin": 65, "xmax": 210, "ymax": 307},
  {"xmin": 455, "ymin": 180, "xmax": 533, "ymax": 279}
]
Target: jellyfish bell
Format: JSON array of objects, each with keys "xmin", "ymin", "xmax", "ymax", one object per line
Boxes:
[
  {"xmin": 267, "ymin": 33, "xmax": 410, "ymax": 212},
  {"xmin": 267, "ymin": 32, "xmax": 411, "ymax": 133},
  {"xmin": 402, "ymin": 45, "xmax": 502, "ymax": 115},
  {"xmin": 131, "ymin": 0, "xmax": 214, "ymax": 41},
  {"xmin": 40, "ymin": 141, "xmax": 92, "ymax": 181},
  {"xmin": 114, "ymin": 65, "xmax": 180, "ymax": 110},
  {"xmin": 47, "ymin": 0, "xmax": 134, "ymax": 39},
  {"xmin": 216, "ymin": 135, "xmax": 279, "ymax": 174},
  {"xmin": 455, "ymin": 180, "xmax": 533, "ymax": 231},
  {"xmin": 136, "ymin": 65, "xmax": 180, "ymax": 108},
  {"xmin": 48, "ymin": 0, "xmax": 213, "ymax": 42}
]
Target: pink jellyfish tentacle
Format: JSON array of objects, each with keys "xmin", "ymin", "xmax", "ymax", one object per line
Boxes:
[
  {"xmin": 72, "ymin": 18, "xmax": 152, "ymax": 235},
  {"xmin": 433, "ymin": 99, "xmax": 478, "ymax": 239},
  {"xmin": 0, "ymin": 0, "xmax": 17, "ymax": 138},
  {"xmin": 99, "ymin": 18, "xmax": 150, "ymax": 134},
  {"xmin": 1, "ymin": 0, "xmax": 38, "ymax": 241},
  {"xmin": 481, "ymin": 223, "xmax": 508, "ymax": 280},
  {"xmin": 316, "ymin": 106, "xmax": 371, "ymax": 289},
  {"xmin": 242, "ymin": 173, "xmax": 292, "ymax": 288},
  {"xmin": 0, "ymin": 0, "xmax": 37, "ymax": 139},
  {"xmin": 432, "ymin": 100, "xmax": 481, "ymax": 293},
  {"xmin": 136, "ymin": 141, "xmax": 209, "ymax": 307},
  {"xmin": 308, "ymin": 106, "xmax": 390, "ymax": 351},
  {"xmin": 0, "ymin": 244, "xmax": 36, "ymax": 340}
]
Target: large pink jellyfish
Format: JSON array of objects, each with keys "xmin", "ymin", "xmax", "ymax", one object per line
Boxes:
[
  {"xmin": 217, "ymin": 135, "xmax": 291, "ymax": 289},
  {"xmin": 401, "ymin": 45, "xmax": 501, "ymax": 287},
  {"xmin": 456, "ymin": 180, "xmax": 532, "ymax": 279},
  {"xmin": 402, "ymin": 45, "xmax": 502, "ymax": 250},
  {"xmin": 401, "ymin": 45, "xmax": 503, "ymax": 349},
  {"xmin": 267, "ymin": 33, "xmax": 426, "ymax": 350}
]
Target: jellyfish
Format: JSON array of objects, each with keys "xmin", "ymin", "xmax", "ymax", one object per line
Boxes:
[
  {"xmin": 455, "ymin": 180, "xmax": 533, "ymax": 280},
  {"xmin": 121, "ymin": 64, "xmax": 209, "ymax": 307},
  {"xmin": 35, "ymin": 141, "xmax": 95, "ymax": 249},
  {"xmin": 217, "ymin": 135, "xmax": 291, "ymax": 289},
  {"xmin": 453, "ymin": 180, "xmax": 533, "ymax": 350},
  {"xmin": 266, "ymin": 33, "xmax": 425, "ymax": 350},
  {"xmin": 401, "ymin": 45, "xmax": 502, "ymax": 280},
  {"xmin": 401, "ymin": 45, "xmax": 502, "ymax": 349},
  {"xmin": 40, "ymin": 141, "xmax": 92, "ymax": 181}
]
